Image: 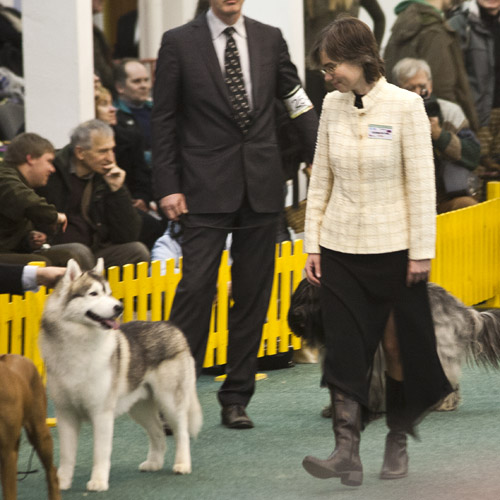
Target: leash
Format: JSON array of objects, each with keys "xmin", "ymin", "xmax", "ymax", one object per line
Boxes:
[
  {"xmin": 17, "ymin": 440, "xmax": 39, "ymax": 481},
  {"xmin": 175, "ymin": 214, "xmax": 279, "ymax": 235}
]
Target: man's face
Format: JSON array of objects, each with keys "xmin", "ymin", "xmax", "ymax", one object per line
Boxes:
[
  {"xmin": 27, "ymin": 152, "xmax": 55, "ymax": 188},
  {"xmin": 92, "ymin": 0, "xmax": 104, "ymax": 14},
  {"xmin": 210, "ymin": 0, "xmax": 244, "ymax": 23},
  {"xmin": 400, "ymin": 70, "xmax": 433, "ymax": 97},
  {"xmin": 117, "ymin": 62, "xmax": 151, "ymax": 105},
  {"xmin": 478, "ymin": 0, "xmax": 500, "ymax": 15},
  {"xmin": 77, "ymin": 132, "xmax": 116, "ymax": 176}
]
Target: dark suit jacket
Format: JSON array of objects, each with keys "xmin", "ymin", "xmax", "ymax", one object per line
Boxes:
[
  {"xmin": 0, "ymin": 264, "xmax": 24, "ymax": 295},
  {"xmin": 152, "ymin": 14, "xmax": 318, "ymax": 214}
]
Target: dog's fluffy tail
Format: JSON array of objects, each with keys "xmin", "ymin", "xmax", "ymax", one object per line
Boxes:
[{"xmin": 469, "ymin": 309, "xmax": 500, "ymax": 369}]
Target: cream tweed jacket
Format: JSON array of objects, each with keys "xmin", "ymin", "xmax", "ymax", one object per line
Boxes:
[{"xmin": 305, "ymin": 77, "xmax": 436, "ymax": 260}]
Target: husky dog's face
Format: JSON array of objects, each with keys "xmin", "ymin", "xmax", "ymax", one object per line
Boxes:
[{"xmin": 59, "ymin": 259, "xmax": 123, "ymax": 330}]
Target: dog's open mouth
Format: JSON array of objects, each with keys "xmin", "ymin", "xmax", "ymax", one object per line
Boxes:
[{"xmin": 85, "ymin": 310, "xmax": 119, "ymax": 330}]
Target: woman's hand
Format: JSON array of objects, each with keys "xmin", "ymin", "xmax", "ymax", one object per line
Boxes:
[
  {"xmin": 305, "ymin": 253, "xmax": 321, "ymax": 286},
  {"xmin": 406, "ymin": 259, "xmax": 431, "ymax": 286}
]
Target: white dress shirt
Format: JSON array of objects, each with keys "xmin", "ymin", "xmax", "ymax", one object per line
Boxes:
[{"xmin": 206, "ymin": 8, "xmax": 253, "ymax": 110}]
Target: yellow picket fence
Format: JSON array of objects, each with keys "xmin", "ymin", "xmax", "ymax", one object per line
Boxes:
[{"xmin": 2, "ymin": 182, "xmax": 500, "ymax": 374}]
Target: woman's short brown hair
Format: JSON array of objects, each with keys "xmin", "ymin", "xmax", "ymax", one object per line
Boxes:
[{"xmin": 309, "ymin": 16, "xmax": 385, "ymax": 84}]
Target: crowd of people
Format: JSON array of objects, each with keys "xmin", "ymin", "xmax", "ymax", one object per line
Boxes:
[{"xmin": 0, "ymin": 0, "xmax": 499, "ymax": 490}]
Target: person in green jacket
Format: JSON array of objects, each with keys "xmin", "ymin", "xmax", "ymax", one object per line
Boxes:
[
  {"xmin": 0, "ymin": 133, "xmax": 94, "ymax": 268},
  {"xmin": 384, "ymin": 0, "xmax": 479, "ymax": 132}
]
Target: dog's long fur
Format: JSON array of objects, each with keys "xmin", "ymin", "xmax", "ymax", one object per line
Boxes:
[
  {"xmin": 39, "ymin": 259, "xmax": 202, "ymax": 492},
  {"xmin": 288, "ymin": 279, "xmax": 500, "ymax": 411},
  {"xmin": 0, "ymin": 354, "xmax": 60, "ymax": 500}
]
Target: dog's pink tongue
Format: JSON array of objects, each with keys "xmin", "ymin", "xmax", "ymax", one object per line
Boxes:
[{"xmin": 103, "ymin": 319, "xmax": 119, "ymax": 329}]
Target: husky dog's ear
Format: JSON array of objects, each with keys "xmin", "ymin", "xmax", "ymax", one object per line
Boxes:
[
  {"xmin": 93, "ymin": 258, "xmax": 105, "ymax": 275},
  {"xmin": 65, "ymin": 259, "xmax": 82, "ymax": 281}
]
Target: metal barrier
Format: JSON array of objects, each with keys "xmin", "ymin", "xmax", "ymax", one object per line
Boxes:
[{"xmin": 2, "ymin": 183, "xmax": 500, "ymax": 371}]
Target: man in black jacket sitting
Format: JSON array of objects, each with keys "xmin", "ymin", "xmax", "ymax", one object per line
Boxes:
[{"xmin": 37, "ymin": 120, "xmax": 150, "ymax": 268}]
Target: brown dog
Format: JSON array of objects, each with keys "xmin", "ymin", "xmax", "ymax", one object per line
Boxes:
[{"xmin": 0, "ymin": 354, "xmax": 60, "ymax": 500}]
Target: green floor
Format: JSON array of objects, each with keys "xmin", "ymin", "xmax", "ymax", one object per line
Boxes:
[{"xmin": 16, "ymin": 362, "xmax": 500, "ymax": 500}]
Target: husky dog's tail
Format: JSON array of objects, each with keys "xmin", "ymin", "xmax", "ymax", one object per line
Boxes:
[{"xmin": 469, "ymin": 309, "xmax": 500, "ymax": 369}]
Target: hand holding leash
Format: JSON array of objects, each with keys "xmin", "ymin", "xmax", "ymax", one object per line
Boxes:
[
  {"xmin": 159, "ymin": 193, "xmax": 188, "ymax": 221},
  {"xmin": 406, "ymin": 259, "xmax": 431, "ymax": 286},
  {"xmin": 306, "ymin": 253, "xmax": 321, "ymax": 286}
]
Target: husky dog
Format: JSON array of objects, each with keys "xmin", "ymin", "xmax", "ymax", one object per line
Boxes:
[
  {"xmin": 39, "ymin": 259, "xmax": 202, "ymax": 492},
  {"xmin": 288, "ymin": 279, "xmax": 500, "ymax": 412}
]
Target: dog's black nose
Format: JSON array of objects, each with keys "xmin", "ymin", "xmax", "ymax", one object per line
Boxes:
[{"xmin": 114, "ymin": 304, "xmax": 124, "ymax": 315}]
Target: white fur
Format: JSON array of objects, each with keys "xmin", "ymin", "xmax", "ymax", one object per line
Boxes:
[{"xmin": 39, "ymin": 259, "xmax": 202, "ymax": 492}]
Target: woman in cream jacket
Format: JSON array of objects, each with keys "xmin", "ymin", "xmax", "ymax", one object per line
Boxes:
[{"xmin": 302, "ymin": 16, "xmax": 452, "ymax": 487}]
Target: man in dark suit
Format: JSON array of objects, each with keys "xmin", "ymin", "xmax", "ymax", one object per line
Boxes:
[{"xmin": 152, "ymin": 0, "xmax": 318, "ymax": 429}]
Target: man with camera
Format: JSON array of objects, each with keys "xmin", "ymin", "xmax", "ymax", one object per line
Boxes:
[{"xmin": 393, "ymin": 58, "xmax": 481, "ymax": 214}]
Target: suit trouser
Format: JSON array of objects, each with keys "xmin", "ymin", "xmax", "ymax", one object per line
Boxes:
[{"xmin": 169, "ymin": 206, "xmax": 279, "ymax": 408}]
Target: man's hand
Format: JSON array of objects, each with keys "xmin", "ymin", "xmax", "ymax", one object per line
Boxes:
[
  {"xmin": 29, "ymin": 231, "xmax": 47, "ymax": 250},
  {"xmin": 57, "ymin": 212, "xmax": 68, "ymax": 232},
  {"xmin": 305, "ymin": 253, "xmax": 321, "ymax": 286},
  {"xmin": 102, "ymin": 163, "xmax": 126, "ymax": 192},
  {"xmin": 406, "ymin": 259, "xmax": 431, "ymax": 286},
  {"xmin": 132, "ymin": 199, "xmax": 149, "ymax": 212},
  {"xmin": 159, "ymin": 193, "xmax": 188, "ymax": 221},
  {"xmin": 36, "ymin": 266, "xmax": 66, "ymax": 288}
]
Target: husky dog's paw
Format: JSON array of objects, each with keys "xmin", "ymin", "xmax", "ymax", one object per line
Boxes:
[
  {"xmin": 173, "ymin": 463, "xmax": 192, "ymax": 475},
  {"xmin": 57, "ymin": 470, "xmax": 73, "ymax": 490},
  {"xmin": 139, "ymin": 459, "xmax": 164, "ymax": 472},
  {"xmin": 86, "ymin": 478, "xmax": 109, "ymax": 491}
]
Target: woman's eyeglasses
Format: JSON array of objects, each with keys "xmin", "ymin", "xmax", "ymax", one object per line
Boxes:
[{"xmin": 320, "ymin": 63, "xmax": 340, "ymax": 75}]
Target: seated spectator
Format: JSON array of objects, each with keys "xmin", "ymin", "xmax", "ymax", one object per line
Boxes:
[
  {"xmin": 151, "ymin": 222, "xmax": 232, "ymax": 275},
  {"xmin": 393, "ymin": 58, "xmax": 480, "ymax": 213},
  {"xmin": 113, "ymin": 9, "xmax": 139, "ymax": 58},
  {"xmin": 36, "ymin": 119, "xmax": 150, "ymax": 268},
  {"xmin": 95, "ymin": 85, "xmax": 165, "ymax": 249},
  {"xmin": 92, "ymin": 0, "xmax": 115, "ymax": 93},
  {"xmin": 0, "ymin": 4, "xmax": 22, "ymax": 76},
  {"xmin": 0, "ymin": 133, "xmax": 95, "ymax": 268},
  {"xmin": 448, "ymin": 0, "xmax": 500, "ymax": 167},
  {"xmin": 114, "ymin": 59, "xmax": 153, "ymax": 165},
  {"xmin": 384, "ymin": 0, "xmax": 479, "ymax": 132}
]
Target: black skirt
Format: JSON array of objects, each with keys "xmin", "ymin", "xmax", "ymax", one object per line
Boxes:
[{"xmin": 319, "ymin": 247, "xmax": 452, "ymax": 430}]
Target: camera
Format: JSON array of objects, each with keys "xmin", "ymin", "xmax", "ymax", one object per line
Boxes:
[{"xmin": 420, "ymin": 89, "xmax": 440, "ymax": 117}]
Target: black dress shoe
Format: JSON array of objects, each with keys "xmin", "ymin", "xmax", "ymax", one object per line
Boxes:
[{"xmin": 221, "ymin": 404, "xmax": 254, "ymax": 429}]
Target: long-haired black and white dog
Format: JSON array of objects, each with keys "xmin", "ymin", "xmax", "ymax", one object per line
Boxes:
[{"xmin": 288, "ymin": 279, "xmax": 500, "ymax": 412}]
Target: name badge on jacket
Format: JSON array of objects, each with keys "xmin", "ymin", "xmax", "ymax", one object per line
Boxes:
[{"xmin": 368, "ymin": 124, "xmax": 393, "ymax": 140}]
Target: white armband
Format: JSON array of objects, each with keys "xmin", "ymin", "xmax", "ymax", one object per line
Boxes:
[{"xmin": 283, "ymin": 85, "xmax": 314, "ymax": 119}]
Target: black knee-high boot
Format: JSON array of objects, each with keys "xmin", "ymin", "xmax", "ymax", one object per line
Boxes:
[
  {"xmin": 380, "ymin": 375, "xmax": 409, "ymax": 479},
  {"xmin": 302, "ymin": 387, "xmax": 363, "ymax": 486}
]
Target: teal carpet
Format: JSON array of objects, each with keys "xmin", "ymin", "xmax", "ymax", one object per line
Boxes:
[{"xmin": 16, "ymin": 363, "xmax": 500, "ymax": 500}]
